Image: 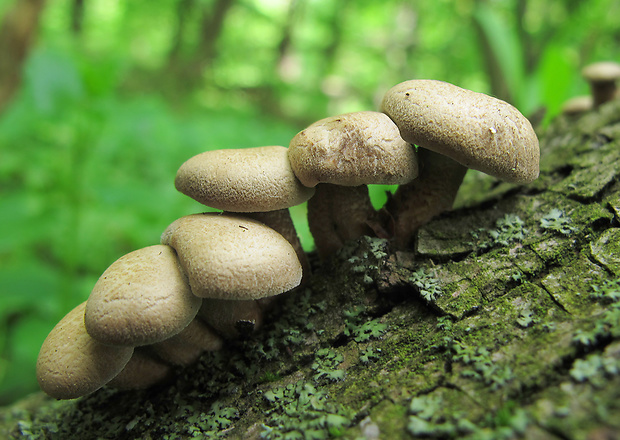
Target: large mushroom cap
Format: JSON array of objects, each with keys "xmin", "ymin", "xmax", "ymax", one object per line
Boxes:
[
  {"xmin": 175, "ymin": 146, "xmax": 315, "ymax": 212},
  {"xmin": 381, "ymin": 79, "xmax": 540, "ymax": 184},
  {"xmin": 288, "ymin": 111, "xmax": 418, "ymax": 187},
  {"xmin": 161, "ymin": 213, "xmax": 303, "ymax": 300},
  {"xmin": 36, "ymin": 302, "xmax": 134, "ymax": 400},
  {"xmin": 84, "ymin": 244, "xmax": 201, "ymax": 347}
]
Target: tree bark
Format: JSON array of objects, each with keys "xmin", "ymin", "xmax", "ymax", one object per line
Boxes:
[
  {"xmin": 3, "ymin": 101, "xmax": 620, "ymax": 439},
  {"xmin": 0, "ymin": 0, "xmax": 45, "ymax": 115}
]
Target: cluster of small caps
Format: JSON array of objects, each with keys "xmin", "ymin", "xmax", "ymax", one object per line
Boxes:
[
  {"xmin": 562, "ymin": 61, "xmax": 620, "ymax": 115},
  {"xmin": 36, "ymin": 79, "xmax": 540, "ymax": 400}
]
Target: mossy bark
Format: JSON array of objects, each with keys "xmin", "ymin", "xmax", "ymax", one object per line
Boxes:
[{"xmin": 3, "ymin": 102, "xmax": 620, "ymax": 439}]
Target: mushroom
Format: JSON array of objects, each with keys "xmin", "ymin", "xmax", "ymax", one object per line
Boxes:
[
  {"xmin": 381, "ymin": 79, "xmax": 540, "ymax": 249},
  {"xmin": 287, "ymin": 111, "xmax": 418, "ymax": 257},
  {"xmin": 306, "ymin": 184, "xmax": 379, "ymax": 258},
  {"xmin": 161, "ymin": 212, "xmax": 303, "ymax": 300},
  {"xmin": 36, "ymin": 302, "xmax": 134, "ymax": 400},
  {"xmin": 84, "ymin": 244, "xmax": 201, "ymax": 347},
  {"xmin": 561, "ymin": 95, "xmax": 593, "ymax": 116},
  {"xmin": 581, "ymin": 61, "xmax": 620, "ymax": 108},
  {"xmin": 175, "ymin": 145, "xmax": 313, "ymax": 279}
]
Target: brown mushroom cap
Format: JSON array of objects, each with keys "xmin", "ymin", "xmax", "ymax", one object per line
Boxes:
[
  {"xmin": 381, "ymin": 79, "xmax": 540, "ymax": 184},
  {"xmin": 288, "ymin": 111, "xmax": 418, "ymax": 187},
  {"xmin": 84, "ymin": 245, "xmax": 201, "ymax": 347},
  {"xmin": 161, "ymin": 213, "xmax": 303, "ymax": 300},
  {"xmin": 175, "ymin": 146, "xmax": 315, "ymax": 212},
  {"xmin": 36, "ymin": 302, "xmax": 134, "ymax": 400}
]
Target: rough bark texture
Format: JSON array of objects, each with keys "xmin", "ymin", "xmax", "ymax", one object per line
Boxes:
[{"xmin": 2, "ymin": 101, "xmax": 620, "ymax": 439}]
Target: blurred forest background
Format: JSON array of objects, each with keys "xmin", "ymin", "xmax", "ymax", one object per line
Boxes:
[{"xmin": 0, "ymin": 0, "xmax": 618, "ymax": 406}]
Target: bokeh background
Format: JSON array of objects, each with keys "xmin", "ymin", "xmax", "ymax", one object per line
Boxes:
[{"xmin": 0, "ymin": 0, "xmax": 618, "ymax": 405}]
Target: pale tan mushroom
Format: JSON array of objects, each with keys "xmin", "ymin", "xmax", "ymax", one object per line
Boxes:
[
  {"xmin": 36, "ymin": 302, "xmax": 134, "ymax": 400},
  {"xmin": 175, "ymin": 146, "xmax": 312, "ymax": 280},
  {"xmin": 84, "ymin": 244, "xmax": 201, "ymax": 347},
  {"xmin": 581, "ymin": 61, "xmax": 620, "ymax": 107},
  {"xmin": 161, "ymin": 213, "xmax": 303, "ymax": 300},
  {"xmin": 381, "ymin": 79, "xmax": 540, "ymax": 249},
  {"xmin": 288, "ymin": 111, "xmax": 418, "ymax": 257},
  {"xmin": 561, "ymin": 95, "xmax": 593, "ymax": 116}
]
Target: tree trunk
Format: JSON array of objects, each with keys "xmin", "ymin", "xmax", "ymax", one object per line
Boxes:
[
  {"xmin": 0, "ymin": 0, "xmax": 45, "ymax": 114},
  {"xmin": 3, "ymin": 101, "xmax": 620, "ymax": 439}
]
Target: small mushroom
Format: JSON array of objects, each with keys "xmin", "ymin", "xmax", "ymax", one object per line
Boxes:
[
  {"xmin": 161, "ymin": 213, "xmax": 303, "ymax": 300},
  {"xmin": 84, "ymin": 244, "xmax": 201, "ymax": 347},
  {"xmin": 381, "ymin": 79, "xmax": 539, "ymax": 249},
  {"xmin": 288, "ymin": 111, "xmax": 418, "ymax": 257},
  {"xmin": 581, "ymin": 61, "xmax": 620, "ymax": 108},
  {"xmin": 36, "ymin": 302, "xmax": 134, "ymax": 400},
  {"xmin": 561, "ymin": 95, "xmax": 593, "ymax": 116}
]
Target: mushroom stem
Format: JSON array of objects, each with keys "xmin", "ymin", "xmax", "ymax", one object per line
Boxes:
[
  {"xmin": 198, "ymin": 298, "xmax": 264, "ymax": 339},
  {"xmin": 308, "ymin": 184, "xmax": 378, "ymax": 259},
  {"xmin": 386, "ymin": 148, "xmax": 468, "ymax": 250}
]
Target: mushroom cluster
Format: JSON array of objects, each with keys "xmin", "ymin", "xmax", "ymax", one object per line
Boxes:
[
  {"xmin": 36, "ymin": 79, "xmax": 540, "ymax": 400},
  {"xmin": 562, "ymin": 60, "xmax": 620, "ymax": 115}
]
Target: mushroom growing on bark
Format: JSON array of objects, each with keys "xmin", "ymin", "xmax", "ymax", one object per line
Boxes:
[
  {"xmin": 161, "ymin": 212, "xmax": 303, "ymax": 300},
  {"xmin": 36, "ymin": 302, "xmax": 134, "ymax": 400},
  {"xmin": 84, "ymin": 244, "xmax": 201, "ymax": 347},
  {"xmin": 581, "ymin": 61, "xmax": 620, "ymax": 108},
  {"xmin": 381, "ymin": 79, "xmax": 540, "ymax": 249},
  {"xmin": 287, "ymin": 111, "xmax": 418, "ymax": 258}
]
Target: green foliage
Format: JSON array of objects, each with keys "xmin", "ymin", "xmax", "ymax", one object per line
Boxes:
[
  {"xmin": 312, "ymin": 349, "xmax": 345, "ymax": 383},
  {"xmin": 261, "ymin": 380, "xmax": 354, "ymax": 440},
  {"xmin": 343, "ymin": 306, "xmax": 387, "ymax": 343},
  {"xmin": 469, "ymin": 214, "xmax": 527, "ymax": 250},
  {"xmin": 408, "ymin": 269, "xmax": 442, "ymax": 302},
  {"xmin": 540, "ymin": 209, "xmax": 578, "ymax": 236}
]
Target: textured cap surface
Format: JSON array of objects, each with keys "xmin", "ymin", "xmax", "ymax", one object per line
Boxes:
[
  {"xmin": 36, "ymin": 302, "xmax": 134, "ymax": 400},
  {"xmin": 175, "ymin": 146, "xmax": 315, "ymax": 212},
  {"xmin": 381, "ymin": 80, "xmax": 540, "ymax": 184},
  {"xmin": 161, "ymin": 213, "xmax": 303, "ymax": 299},
  {"xmin": 85, "ymin": 245, "xmax": 201, "ymax": 346},
  {"xmin": 288, "ymin": 111, "xmax": 418, "ymax": 187}
]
